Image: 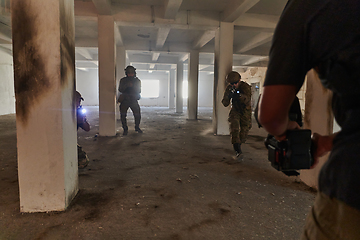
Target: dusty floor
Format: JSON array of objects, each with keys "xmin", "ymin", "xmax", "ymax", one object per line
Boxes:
[{"xmin": 0, "ymin": 107, "xmax": 316, "ymax": 240}]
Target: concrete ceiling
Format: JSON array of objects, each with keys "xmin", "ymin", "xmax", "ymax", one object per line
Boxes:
[{"xmin": 0, "ymin": 0, "xmax": 288, "ymax": 73}]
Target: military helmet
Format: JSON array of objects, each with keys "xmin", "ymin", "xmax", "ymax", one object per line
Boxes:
[
  {"xmin": 75, "ymin": 91, "xmax": 84, "ymax": 101},
  {"xmin": 125, "ymin": 65, "xmax": 136, "ymax": 75},
  {"xmin": 226, "ymin": 71, "xmax": 241, "ymax": 83}
]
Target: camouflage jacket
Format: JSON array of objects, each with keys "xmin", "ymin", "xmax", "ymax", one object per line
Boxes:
[{"xmin": 222, "ymin": 81, "xmax": 252, "ymax": 113}]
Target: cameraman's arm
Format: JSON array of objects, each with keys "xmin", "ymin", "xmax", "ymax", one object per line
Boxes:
[
  {"xmin": 258, "ymin": 85, "xmax": 300, "ymax": 140},
  {"xmin": 311, "ymin": 132, "xmax": 338, "ymax": 168}
]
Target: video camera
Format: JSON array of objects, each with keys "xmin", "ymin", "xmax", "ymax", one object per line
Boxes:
[{"xmin": 264, "ymin": 129, "xmax": 314, "ymax": 176}]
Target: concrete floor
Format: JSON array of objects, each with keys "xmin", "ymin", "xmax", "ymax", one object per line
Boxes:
[{"xmin": 0, "ymin": 106, "xmax": 316, "ymax": 240}]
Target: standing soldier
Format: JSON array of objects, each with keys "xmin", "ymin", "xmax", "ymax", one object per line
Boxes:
[
  {"xmin": 118, "ymin": 66, "xmax": 142, "ymax": 135},
  {"xmin": 222, "ymin": 71, "xmax": 252, "ymax": 158}
]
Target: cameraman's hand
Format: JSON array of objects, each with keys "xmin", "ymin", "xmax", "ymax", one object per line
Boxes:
[
  {"xmin": 310, "ymin": 132, "xmax": 336, "ymax": 168},
  {"xmin": 274, "ymin": 121, "xmax": 300, "ymax": 141}
]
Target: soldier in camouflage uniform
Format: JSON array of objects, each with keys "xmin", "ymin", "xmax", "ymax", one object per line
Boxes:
[
  {"xmin": 75, "ymin": 91, "xmax": 90, "ymax": 169},
  {"xmin": 222, "ymin": 71, "xmax": 252, "ymax": 158}
]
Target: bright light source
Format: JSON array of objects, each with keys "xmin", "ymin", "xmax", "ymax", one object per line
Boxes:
[
  {"xmin": 141, "ymin": 80, "xmax": 159, "ymax": 98},
  {"xmin": 81, "ymin": 108, "xmax": 86, "ymax": 114}
]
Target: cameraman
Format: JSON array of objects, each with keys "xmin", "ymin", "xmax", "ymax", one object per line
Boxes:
[
  {"xmin": 222, "ymin": 71, "xmax": 252, "ymax": 159},
  {"xmin": 75, "ymin": 91, "xmax": 90, "ymax": 169},
  {"xmin": 258, "ymin": 1, "xmax": 360, "ymax": 239}
]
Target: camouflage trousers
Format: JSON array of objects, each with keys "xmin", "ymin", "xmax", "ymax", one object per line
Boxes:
[
  {"xmin": 228, "ymin": 109, "xmax": 252, "ymax": 144},
  {"xmin": 78, "ymin": 144, "xmax": 89, "ymax": 169}
]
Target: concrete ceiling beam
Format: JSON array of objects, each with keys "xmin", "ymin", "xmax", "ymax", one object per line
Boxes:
[
  {"xmin": 0, "ymin": 45, "xmax": 12, "ymax": 55},
  {"xmin": 92, "ymin": 0, "xmax": 112, "ymax": 15},
  {"xmin": 192, "ymin": 30, "xmax": 215, "ymax": 50},
  {"xmin": 234, "ymin": 25, "xmax": 275, "ymax": 33},
  {"xmin": 76, "ymin": 48, "xmax": 93, "ymax": 60},
  {"xmin": 234, "ymin": 13, "xmax": 279, "ymax": 29},
  {"xmin": 164, "ymin": 0, "xmax": 183, "ymax": 19},
  {"xmin": 235, "ymin": 32, "xmax": 273, "ymax": 53},
  {"xmin": 111, "ymin": 5, "xmax": 220, "ymax": 29},
  {"xmin": 0, "ymin": 32, "xmax": 11, "ymax": 43},
  {"xmin": 222, "ymin": 0, "xmax": 260, "ymax": 22},
  {"xmin": 129, "ymin": 54, "xmax": 179, "ymax": 64},
  {"xmin": 125, "ymin": 39, "xmax": 192, "ymax": 52},
  {"xmin": 152, "ymin": 52, "xmax": 161, "ymax": 61},
  {"xmin": 199, "ymin": 64, "xmax": 211, "ymax": 71},
  {"xmin": 75, "ymin": 38, "xmax": 98, "ymax": 48},
  {"xmin": 74, "ymin": 1, "xmax": 98, "ymax": 17},
  {"xmin": 239, "ymin": 56, "xmax": 269, "ymax": 65},
  {"xmin": 179, "ymin": 53, "xmax": 188, "ymax": 62},
  {"xmin": 156, "ymin": 27, "xmax": 171, "ymax": 49}
]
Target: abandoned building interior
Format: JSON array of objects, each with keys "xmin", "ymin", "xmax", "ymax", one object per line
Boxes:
[{"xmin": 0, "ymin": 0, "xmax": 341, "ymax": 239}]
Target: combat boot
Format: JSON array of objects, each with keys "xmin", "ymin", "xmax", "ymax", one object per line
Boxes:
[
  {"xmin": 233, "ymin": 143, "xmax": 243, "ymax": 160},
  {"xmin": 123, "ymin": 126, "xmax": 128, "ymax": 136},
  {"xmin": 135, "ymin": 126, "xmax": 143, "ymax": 133}
]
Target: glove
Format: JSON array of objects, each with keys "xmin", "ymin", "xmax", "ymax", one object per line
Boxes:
[{"xmin": 228, "ymin": 88, "xmax": 236, "ymax": 99}]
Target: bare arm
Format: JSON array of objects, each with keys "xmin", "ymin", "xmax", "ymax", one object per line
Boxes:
[
  {"xmin": 311, "ymin": 132, "xmax": 337, "ymax": 168},
  {"xmin": 258, "ymin": 85, "xmax": 299, "ymax": 139}
]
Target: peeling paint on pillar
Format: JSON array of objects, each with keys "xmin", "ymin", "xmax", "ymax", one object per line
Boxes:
[{"xmin": 11, "ymin": 2, "xmax": 50, "ymax": 126}]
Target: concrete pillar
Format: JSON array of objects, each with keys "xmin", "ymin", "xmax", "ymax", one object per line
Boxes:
[
  {"xmin": 213, "ymin": 22, "xmax": 234, "ymax": 135},
  {"xmin": 116, "ymin": 46, "xmax": 126, "ymax": 119},
  {"xmin": 11, "ymin": 0, "xmax": 78, "ymax": 212},
  {"xmin": 300, "ymin": 69, "xmax": 333, "ymax": 188},
  {"xmin": 98, "ymin": 16, "xmax": 116, "ymax": 136},
  {"xmin": 169, "ymin": 69, "xmax": 176, "ymax": 109},
  {"xmin": 187, "ymin": 50, "xmax": 199, "ymax": 120},
  {"xmin": 176, "ymin": 61, "xmax": 184, "ymax": 113}
]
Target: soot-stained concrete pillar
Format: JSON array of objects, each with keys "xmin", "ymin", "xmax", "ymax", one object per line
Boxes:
[
  {"xmin": 187, "ymin": 50, "xmax": 199, "ymax": 120},
  {"xmin": 213, "ymin": 22, "xmax": 234, "ymax": 135},
  {"xmin": 169, "ymin": 69, "xmax": 176, "ymax": 109},
  {"xmin": 116, "ymin": 46, "xmax": 126, "ymax": 119},
  {"xmin": 98, "ymin": 16, "xmax": 116, "ymax": 136},
  {"xmin": 300, "ymin": 70, "xmax": 333, "ymax": 188},
  {"xmin": 176, "ymin": 61, "xmax": 184, "ymax": 113},
  {"xmin": 11, "ymin": 0, "xmax": 78, "ymax": 212}
]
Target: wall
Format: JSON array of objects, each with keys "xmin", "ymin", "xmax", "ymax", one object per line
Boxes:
[
  {"xmin": 198, "ymin": 72, "xmax": 214, "ymax": 107},
  {"xmin": 0, "ymin": 49, "xmax": 15, "ymax": 115},
  {"xmin": 137, "ymin": 71, "xmax": 169, "ymax": 107},
  {"xmin": 75, "ymin": 68, "xmax": 99, "ymax": 106}
]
